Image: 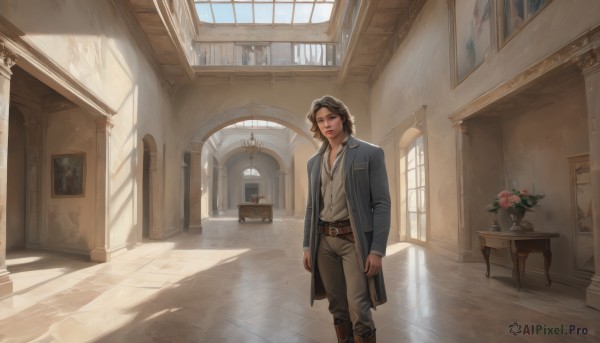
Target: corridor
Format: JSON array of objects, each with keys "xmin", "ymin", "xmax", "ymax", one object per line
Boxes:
[{"xmin": 0, "ymin": 217, "xmax": 598, "ymax": 342}]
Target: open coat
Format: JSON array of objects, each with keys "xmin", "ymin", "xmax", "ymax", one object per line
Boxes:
[{"xmin": 303, "ymin": 135, "xmax": 391, "ymax": 307}]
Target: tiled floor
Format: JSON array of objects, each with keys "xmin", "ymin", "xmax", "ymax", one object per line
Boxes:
[{"xmin": 0, "ymin": 216, "xmax": 598, "ymax": 342}]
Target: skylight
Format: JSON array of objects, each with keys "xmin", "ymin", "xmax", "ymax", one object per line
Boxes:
[{"xmin": 194, "ymin": 0, "xmax": 335, "ymax": 25}]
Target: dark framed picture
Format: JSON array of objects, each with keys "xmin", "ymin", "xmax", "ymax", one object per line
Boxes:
[{"xmin": 52, "ymin": 153, "xmax": 85, "ymax": 197}]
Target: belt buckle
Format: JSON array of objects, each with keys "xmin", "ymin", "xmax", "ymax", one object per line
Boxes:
[{"xmin": 328, "ymin": 225, "xmax": 339, "ymax": 237}]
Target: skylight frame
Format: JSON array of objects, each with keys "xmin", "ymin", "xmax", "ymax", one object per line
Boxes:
[{"xmin": 194, "ymin": 0, "xmax": 336, "ymax": 25}]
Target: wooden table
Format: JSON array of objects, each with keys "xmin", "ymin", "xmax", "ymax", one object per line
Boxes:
[
  {"xmin": 477, "ymin": 231, "xmax": 559, "ymax": 290},
  {"xmin": 238, "ymin": 203, "xmax": 273, "ymax": 223}
]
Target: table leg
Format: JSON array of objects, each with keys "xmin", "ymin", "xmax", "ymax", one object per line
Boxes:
[
  {"xmin": 518, "ymin": 253, "xmax": 529, "ymax": 278},
  {"xmin": 543, "ymin": 249, "xmax": 552, "ymax": 286},
  {"xmin": 511, "ymin": 252, "xmax": 522, "ymax": 290},
  {"xmin": 481, "ymin": 246, "xmax": 491, "ymax": 277}
]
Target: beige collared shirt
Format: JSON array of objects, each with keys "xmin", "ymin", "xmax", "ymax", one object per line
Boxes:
[{"xmin": 319, "ymin": 137, "xmax": 349, "ymax": 222}]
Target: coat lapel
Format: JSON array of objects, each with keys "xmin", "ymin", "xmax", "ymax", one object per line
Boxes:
[{"xmin": 343, "ymin": 136, "xmax": 359, "ymax": 178}]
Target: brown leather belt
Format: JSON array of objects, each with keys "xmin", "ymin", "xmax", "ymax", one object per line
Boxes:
[{"xmin": 319, "ymin": 219, "xmax": 352, "ymax": 237}]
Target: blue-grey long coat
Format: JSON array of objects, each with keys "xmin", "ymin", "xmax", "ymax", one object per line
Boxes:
[{"xmin": 303, "ymin": 135, "xmax": 391, "ymax": 307}]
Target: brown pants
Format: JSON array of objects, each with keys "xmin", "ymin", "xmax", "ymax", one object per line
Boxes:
[{"xmin": 317, "ymin": 234, "xmax": 374, "ymax": 336}]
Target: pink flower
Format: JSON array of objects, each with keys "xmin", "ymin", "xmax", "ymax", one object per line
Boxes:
[
  {"xmin": 508, "ymin": 194, "xmax": 521, "ymax": 205},
  {"xmin": 521, "ymin": 189, "xmax": 530, "ymax": 195},
  {"xmin": 499, "ymin": 197, "xmax": 510, "ymax": 209},
  {"xmin": 498, "ymin": 190, "xmax": 512, "ymax": 198}
]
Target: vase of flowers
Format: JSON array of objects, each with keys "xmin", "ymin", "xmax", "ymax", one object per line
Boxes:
[
  {"xmin": 250, "ymin": 194, "xmax": 265, "ymax": 204},
  {"xmin": 487, "ymin": 189, "xmax": 544, "ymax": 231}
]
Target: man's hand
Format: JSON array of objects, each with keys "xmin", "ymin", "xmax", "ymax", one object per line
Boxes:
[
  {"xmin": 303, "ymin": 251, "xmax": 312, "ymax": 272},
  {"xmin": 364, "ymin": 253, "xmax": 382, "ymax": 277}
]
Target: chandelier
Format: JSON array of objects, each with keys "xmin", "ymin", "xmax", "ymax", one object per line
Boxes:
[{"xmin": 241, "ymin": 131, "xmax": 263, "ymax": 167}]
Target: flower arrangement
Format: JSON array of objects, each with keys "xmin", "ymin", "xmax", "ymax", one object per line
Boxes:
[
  {"xmin": 487, "ymin": 189, "xmax": 545, "ymax": 213},
  {"xmin": 249, "ymin": 194, "xmax": 265, "ymax": 204}
]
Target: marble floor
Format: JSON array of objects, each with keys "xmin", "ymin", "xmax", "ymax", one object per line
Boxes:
[{"xmin": 0, "ymin": 216, "xmax": 598, "ymax": 343}]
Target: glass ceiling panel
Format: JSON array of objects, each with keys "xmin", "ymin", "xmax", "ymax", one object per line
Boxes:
[{"xmin": 195, "ymin": 0, "xmax": 335, "ymax": 25}]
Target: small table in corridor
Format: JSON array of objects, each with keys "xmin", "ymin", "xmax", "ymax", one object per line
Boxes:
[
  {"xmin": 477, "ymin": 231, "xmax": 559, "ymax": 290},
  {"xmin": 238, "ymin": 203, "xmax": 273, "ymax": 223}
]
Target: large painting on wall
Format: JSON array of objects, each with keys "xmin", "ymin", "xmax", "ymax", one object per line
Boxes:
[
  {"xmin": 452, "ymin": 0, "xmax": 491, "ymax": 84},
  {"xmin": 52, "ymin": 153, "xmax": 85, "ymax": 197}
]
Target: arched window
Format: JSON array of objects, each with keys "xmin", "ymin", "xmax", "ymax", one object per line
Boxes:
[
  {"xmin": 406, "ymin": 135, "xmax": 426, "ymax": 242},
  {"xmin": 242, "ymin": 167, "xmax": 261, "ymax": 177}
]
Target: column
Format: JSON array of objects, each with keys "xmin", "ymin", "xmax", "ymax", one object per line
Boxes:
[
  {"xmin": 0, "ymin": 41, "xmax": 17, "ymax": 296},
  {"xmin": 188, "ymin": 140, "xmax": 202, "ymax": 233},
  {"xmin": 285, "ymin": 169, "xmax": 292, "ymax": 216},
  {"xmin": 576, "ymin": 47, "xmax": 600, "ymax": 310},
  {"xmin": 455, "ymin": 120, "xmax": 473, "ymax": 262},
  {"xmin": 217, "ymin": 165, "xmax": 224, "ymax": 214},
  {"xmin": 279, "ymin": 170, "xmax": 285, "ymax": 210},
  {"xmin": 91, "ymin": 117, "xmax": 113, "ymax": 262}
]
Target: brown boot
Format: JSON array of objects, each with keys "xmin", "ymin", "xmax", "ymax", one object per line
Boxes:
[
  {"xmin": 354, "ymin": 329, "xmax": 376, "ymax": 343},
  {"xmin": 334, "ymin": 319, "xmax": 353, "ymax": 343}
]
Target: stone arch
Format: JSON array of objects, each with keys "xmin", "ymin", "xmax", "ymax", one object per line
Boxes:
[{"xmin": 192, "ymin": 103, "xmax": 316, "ymax": 146}]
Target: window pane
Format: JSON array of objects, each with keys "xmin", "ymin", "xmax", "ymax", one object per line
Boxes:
[
  {"xmin": 294, "ymin": 3, "xmax": 313, "ymax": 23},
  {"xmin": 212, "ymin": 3, "xmax": 235, "ymax": 24},
  {"xmin": 419, "ymin": 187, "xmax": 425, "ymax": 211},
  {"xmin": 407, "ymin": 189, "xmax": 417, "ymax": 212},
  {"xmin": 407, "ymin": 145, "xmax": 416, "ymax": 169},
  {"xmin": 195, "ymin": 3, "xmax": 214, "ymax": 23},
  {"xmin": 419, "ymin": 213, "xmax": 427, "ymax": 241},
  {"xmin": 408, "ymin": 212, "xmax": 418, "ymax": 240},
  {"xmin": 274, "ymin": 3, "xmax": 293, "ymax": 23},
  {"xmin": 255, "ymin": 4, "xmax": 273, "ymax": 23},
  {"xmin": 312, "ymin": 3, "xmax": 333, "ymax": 23},
  {"xmin": 407, "ymin": 169, "xmax": 416, "ymax": 189},
  {"xmin": 234, "ymin": 3, "xmax": 253, "ymax": 23},
  {"xmin": 419, "ymin": 165, "xmax": 425, "ymax": 186}
]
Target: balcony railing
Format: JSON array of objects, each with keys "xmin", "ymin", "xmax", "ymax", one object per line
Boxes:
[{"xmin": 193, "ymin": 42, "xmax": 338, "ymax": 67}]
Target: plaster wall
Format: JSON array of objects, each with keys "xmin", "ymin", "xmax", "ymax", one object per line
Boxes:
[
  {"xmin": 6, "ymin": 108, "xmax": 25, "ymax": 250},
  {"xmin": 1, "ymin": 0, "xmax": 179, "ymax": 250},
  {"xmin": 371, "ymin": 0, "xmax": 600, "ymax": 257},
  {"xmin": 45, "ymin": 109, "xmax": 96, "ymax": 253},
  {"xmin": 500, "ymin": 86, "xmax": 589, "ymax": 277}
]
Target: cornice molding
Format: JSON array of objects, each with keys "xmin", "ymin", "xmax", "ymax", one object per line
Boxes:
[
  {"xmin": 0, "ymin": 41, "xmax": 17, "ymax": 68},
  {"xmin": 574, "ymin": 46, "xmax": 600, "ymax": 77},
  {"xmin": 448, "ymin": 25, "xmax": 600, "ymax": 124}
]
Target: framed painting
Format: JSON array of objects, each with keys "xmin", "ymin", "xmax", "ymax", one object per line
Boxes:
[
  {"xmin": 52, "ymin": 153, "xmax": 85, "ymax": 197},
  {"xmin": 450, "ymin": 0, "xmax": 491, "ymax": 84},
  {"xmin": 498, "ymin": 0, "xmax": 552, "ymax": 47}
]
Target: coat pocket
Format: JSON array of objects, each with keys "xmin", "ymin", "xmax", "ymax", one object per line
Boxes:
[{"xmin": 353, "ymin": 161, "xmax": 368, "ymax": 170}]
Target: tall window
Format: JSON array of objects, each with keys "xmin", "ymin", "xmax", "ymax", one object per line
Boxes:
[{"xmin": 406, "ymin": 136, "xmax": 426, "ymax": 242}]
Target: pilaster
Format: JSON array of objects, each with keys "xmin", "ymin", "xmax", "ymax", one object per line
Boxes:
[
  {"xmin": 0, "ymin": 40, "xmax": 17, "ymax": 297},
  {"xmin": 575, "ymin": 47, "xmax": 600, "ymax": 310},
  {"xmin": 91, "ymin": 117, "xmax": 113, "ymax": 262},
  {"xmin": 188, "ymin": 140, "xmax": 203, "ymax": 233}
]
